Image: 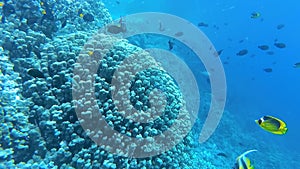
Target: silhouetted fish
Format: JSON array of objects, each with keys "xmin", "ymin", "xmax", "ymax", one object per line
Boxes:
[
  {"xmin": 168, "ymin": 40, "xmax": 174, "ymax": 50},
  {"xmin": 27, "ymin": 68, "xmax": 45, "ymax": 78},
  {"xmin": 83, "ymin": 13, "xmax": 94, "ymax": 22},
  {"xmin": 198, "ymin": 22, "xmax": 208, "ymax": 27},
  {"xmin": 236, "ymin": 49, "xmax": 248, "ymax": 56},
  {"xmin": 218, "ymin": 49, "xmax": 224, "ymax": 55},
  {"xmin": 217, "ymin": 152, "xmax": 228, "ymax": 158},
  {"xmin": 61, "ymin": 19, "xmax": 67, "ymax": 28},
  {"xmin": 258, "ymin": 45, "xmax": 269, "ymax": 50},
  {"xmin": 239, "ymin": 39, "xmax": 245, "ymax": 43},
  {"xmin": 266, "ymin": 51, "xmax": 274, "ymax": 55},
  {"xmin": 274, "ymin": 42, "xmax": 286, "ymax": 48},
  {"xmin": 293, "ymin": 62, "xmax": 300, "ymax": 68},
  {"xmin": 107, "ymin": 25, "xmax": 125, "ymax": 34},
  {"xmin": 174, "ymin": 31, "xmax": 183, "ymax": 37},
  {"xmin": 263, "ymin": 68, "xmax": 273, "ymax": 73},
  {"xmin": 214, "ymin": 49, "xmax": 224, "ymax": 57},
  {"xmin": 276, "ymin": 24, "xmax": 285, "ymax": 30}
]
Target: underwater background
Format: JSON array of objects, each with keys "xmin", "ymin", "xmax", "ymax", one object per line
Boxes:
[{"xmin": 0, "ymin": 0, "xmax": 299, "ymax": 168}]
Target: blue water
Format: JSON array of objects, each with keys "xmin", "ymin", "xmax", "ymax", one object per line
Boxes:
[
  {"xmin": 1, "ymin": 0, "xmax": 299, "ymax": 168},
  {"xmin": 104, "ymin": 0, "xmax": 300, "ymax": 167},
  {"xmin": 104, "ymin": 1, "xmax": 300, "ymax": 143}
]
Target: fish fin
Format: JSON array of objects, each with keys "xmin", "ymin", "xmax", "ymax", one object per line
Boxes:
[
  {"xmin": 279, "ymin": 126, "xmax": 288, "ymax": 134},
  {"xmin": 245, "ymin": 157, "xmax": 251, "ymax": 166},
  {"xmin": 240, "ymin": 150, "xmax": 257, "ymax": 157},
  {"xmin": 244, "ymin": 156, "xmax": 255, "ymax": 169},
  {"xmin": 235, "ymin": 150, "xmax": 257, "ymax": 169}
]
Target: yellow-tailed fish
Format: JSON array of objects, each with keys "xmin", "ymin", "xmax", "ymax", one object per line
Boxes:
[
  {"xmin": 234, "ymin": 150, "xmax": 257, "ymax": 169},
  {"xmin": 78, "ymin": 9, "xmax": 84, "ymax": 18},
  {"xmin": 255, "ymin": 115, "xmax": 287, "ymax": 135}
]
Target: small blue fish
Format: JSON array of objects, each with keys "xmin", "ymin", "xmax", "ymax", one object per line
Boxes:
[{"xmin": 233, "ymin": 150, "xmax": 257, "ymax": 169}]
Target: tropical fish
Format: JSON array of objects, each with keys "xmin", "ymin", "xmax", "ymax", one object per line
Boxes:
[
  {"xmin": 293, "ymin": 62, "xmax": 300, "ymax": 68},
  {"xmin": 83, "ymin": 13, "xmax": 94, "ymax": 22},
  {"xmin": 197, "ymin": 22, "xmax": 208, "ymax": 27},
  {"xmin": 27, "ymin": 68, "xmax": 45, "ymax": 78},
  {"xmin": 266, "ymin": 51, "xmax": 274, "ymax": 55},
  {"xmin": 234, "ymin": 150, "xmax": 257, "ymax": 169},
  {"xmin": 255, "ymin": 115, "xmax": 288, "ymax": 135},
  {"xmin": 257, "ymin": 45, "xmax": 269, "ymax": 51},
  {"xmin": 107, "ymin": 25, "xmax": 122, "ymax": 34},
  {"xmin": 276, "ymin": 24, "xmax": 285, "ymax": 30},
  {"xmin": 78, "ymin": 9, "xmax": 84, "ymax": 17},
  {"xmin": 251, "ymin": 12, "xmax": 260, "ymax": 19},
  {"xmin": 78, "ymin": 9, "xmax": 94, "ymax": 22},
  {"xmin": 174, "ymin": 31, "xmax": 184, "ymax": 37},
  {"xmin": 168, "ymin": 40, "xmax": 175, "ymax": 50},
  {"xmin": 213, "ymin": 49, "xmax": 224, "ymax": 57},
  {"xmin": 239, "ymin": 39, "xmax": 245, "ymax": 43},
  {"xmin": 263, "ymin": 68, "xmax": 272, "ymax": 73},
  {"xmin": 217, "ymin": 152, "xmax": 227, "ymax": 158},
  {"xmin": 217, "ymin": 49, "xmax": 224, "ymax": 55},
  {"xmin": 236, "ymin": 49, "xmax": 248, "ymax": 56},
  {"xmin": 61, "ymin": 19, "xmax": 67, "ymax": 28},
  {"xmin": 274, "ymin": 42, "xmax": 286, "ymax": 49},
  {"xmin": 107, "ymin": 24, "xmax": 126, "ymax": 34}
]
